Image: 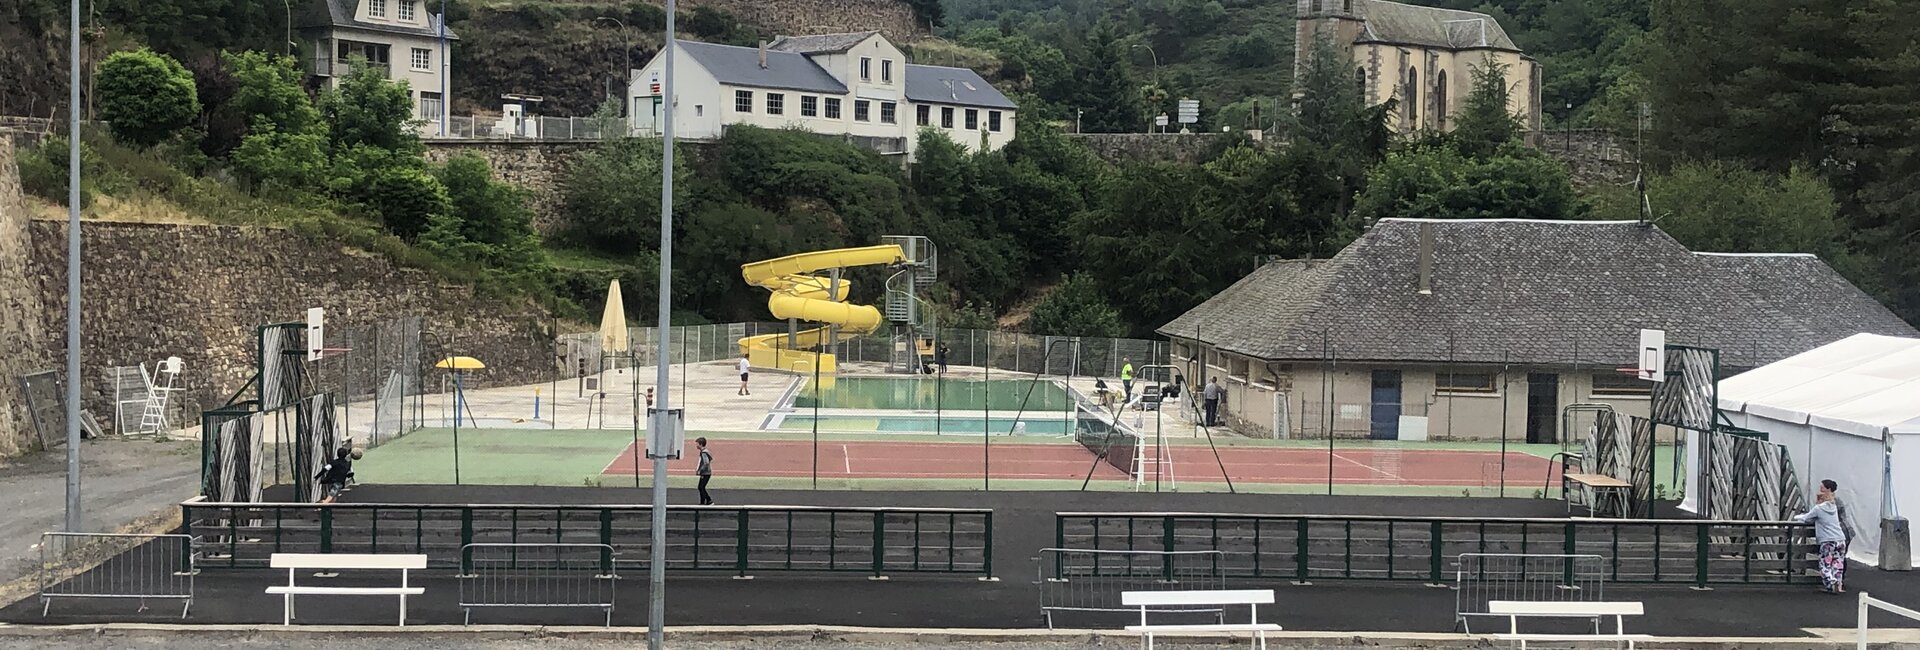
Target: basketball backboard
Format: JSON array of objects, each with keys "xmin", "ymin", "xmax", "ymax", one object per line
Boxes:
[
  {"xmin": 306, "ymin": 308, "xmax": 325, "ymax": 362},
  {"xmin": 1637, "ymin": 328, "xmax": 1666, "ymax": 382}
]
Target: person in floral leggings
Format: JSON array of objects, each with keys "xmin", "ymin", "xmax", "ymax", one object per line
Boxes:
[{"xmin": 1794, "ymin": 479, "xmax": 1852, "ymax": 594}]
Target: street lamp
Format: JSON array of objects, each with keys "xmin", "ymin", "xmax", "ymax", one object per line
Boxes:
[
  {"xmin": 593, "ymin": 16, "xmax": 632, "ymax": 114},
  {"xmin": 1131, "ymin": 44, "xmax": 1160, "ymax": 133}
]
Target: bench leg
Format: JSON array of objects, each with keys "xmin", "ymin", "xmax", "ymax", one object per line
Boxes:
[
  {"xmin": 399, "ymin": 593, "xmax": 407, "ymax": 627},
  {"xmin": 283, "ymin": 592, "xmax": 292, "ymax": 626}
]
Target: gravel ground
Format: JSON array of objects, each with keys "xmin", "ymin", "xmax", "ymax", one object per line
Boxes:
[{"xmin": 0, "ymin": 438, "xmax": 200, "ymax": 588}]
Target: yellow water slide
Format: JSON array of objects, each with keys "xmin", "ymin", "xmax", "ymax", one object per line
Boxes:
[{"xmin": 738, "ymin": 244, "xmax": 908, "ymax": 373}]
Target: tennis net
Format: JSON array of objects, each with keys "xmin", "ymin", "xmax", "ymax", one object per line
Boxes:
[{"xmin": 1074, "ymin": 407, "xmax": 1138, "ymax": 477}]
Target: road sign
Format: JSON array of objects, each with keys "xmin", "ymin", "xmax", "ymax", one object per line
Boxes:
[
  {"xmin": 1155, "ymin": 114, "xmax": 1169, "ymax": 127},
  {"xmin": 1177, "ymin": 98, "xmax": 1200, "ymax": 124}
]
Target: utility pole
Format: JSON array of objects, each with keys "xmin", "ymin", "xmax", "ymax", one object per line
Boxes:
[
  {"xmin": 66, "ymin": 0, "xmax": 84, "ymax": 534},
  {"xmin": 647, "ymin": 2, "xmax": 677, "ymax": 648},
  {"xmin": 438, "ymin": 0, "xmax": 448, "ymax": 136},
  {"xmin": 594, "ymin": 16, "xmax": 632, "ymax": 127}
]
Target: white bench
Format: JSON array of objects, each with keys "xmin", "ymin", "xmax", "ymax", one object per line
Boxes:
[
  {"xmin": 1486, "ymin": 600, "xmax": 1652, "ymax": 649},
  {"xmin": 265, "ymin": 553, "xmax": 427, "ymax": 626},
  {"xmin": 1121, "ymin": 589, "xmax": 1283, "ymax": 650}
]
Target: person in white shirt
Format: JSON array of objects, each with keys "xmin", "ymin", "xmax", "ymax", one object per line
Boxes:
[{"xmin": 737, "ymin": 354, "xmax": 752, "ymax": 396}]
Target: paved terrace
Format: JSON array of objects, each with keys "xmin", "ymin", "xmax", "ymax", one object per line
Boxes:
[{"xmin": 6, "ymin": 485, "xmax": 1916, "ymax": 637}]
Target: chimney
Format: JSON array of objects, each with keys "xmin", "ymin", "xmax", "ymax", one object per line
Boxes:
[
  {"xmin": 1416, "ymin": 222, "xmax": 1434, "ymax": 295},
  {"xmin": 758, "ymin": 41, "xmax": 769, "ymax": 69}
]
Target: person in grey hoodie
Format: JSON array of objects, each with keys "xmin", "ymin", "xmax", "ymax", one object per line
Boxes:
[
  {"xmin": 1793, "ymin": 479, "xmax": 1850, "ymax": 594},
  {"xmin": 695, "ymin": 437, "xmax": 714, "ymax": 505}
]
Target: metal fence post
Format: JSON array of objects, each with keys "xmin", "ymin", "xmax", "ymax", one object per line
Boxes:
[
  {"xmin": 600, "ymin": 509, "xmax": 614, "ymax": 573},
  {"xmin": 1694, "ymin": 524, "xmax": 1711, "ymax": 590},
  {"xmin": 1294, "ymin": 519, "xmax": 1311, "ymax": 584},
  {"xmin": 319, "ymin": 507, "xmax": 333, "ymax": 553},
  {"xmin": 736, "ymin": 510, "xmax": 751, "ymax": 577},
  {"xmin": 1563, "ymin": 522, "xmax": 1578, "ymax": 585},
  {"xmin": 981, "ymin": 512, "xmax": 995, "ymax": 579},
  {"xmin": 872, "ymin": 511, "xmax": 886, "ymax": 578},
  {"xmin": 461, "ymin": 508, "xmax": 475, "ymax": 574},
  {"xmin": 1430, "ymin": 521, "xmax": 1445, "ymax": 584}
]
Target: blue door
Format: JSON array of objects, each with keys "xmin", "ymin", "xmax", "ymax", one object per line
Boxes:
[{"xmin": 1369, "ymin": 370, "xmax": 1401, "ymax": 440}]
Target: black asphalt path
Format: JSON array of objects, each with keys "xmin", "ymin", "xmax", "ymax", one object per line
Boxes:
[{"xmin": 8, "ymin": 485, "xmax": 1915, "ymax": 635}]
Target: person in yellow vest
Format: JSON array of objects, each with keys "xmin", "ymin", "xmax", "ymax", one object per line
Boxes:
[{"xmin": 1120, "ymin": 358, "xmax": 1135, "ymax": 401}]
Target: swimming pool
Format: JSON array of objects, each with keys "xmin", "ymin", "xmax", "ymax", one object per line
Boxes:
[
  {"xmin": 777, "ymin": 415, "xmax": 1073, "ymax": 435},
  {"xmin": 790, "ymin": 377, "xmax": 1073, "ymax": 411}
]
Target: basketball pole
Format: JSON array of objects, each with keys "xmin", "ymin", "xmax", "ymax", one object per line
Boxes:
[{"xmin": 647, "ymin": 1, "xmax": 676, "ymax": 647}]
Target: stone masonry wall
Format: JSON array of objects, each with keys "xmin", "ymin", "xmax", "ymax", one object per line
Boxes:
[
  {"xmin": 423, "ymin": 140, "xmax": 600, "ymax": 235},
  {"xmin": 0, "ymin": 138, "xmax": 55, "ymax": 457},
  {"xmin": 24, "ymin": 220, "xmax": 557, "ymax": 430},
  {"xmin": 680, "ymin": 0, "xmax": 922, "ymax": 41}
]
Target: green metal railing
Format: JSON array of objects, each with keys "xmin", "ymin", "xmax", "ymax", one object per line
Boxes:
[
  {"xmin": 1056, "ymin": 512, "xmax": 1814, "ymax": 587},
  {"xmin": 181, "ymin": 497, "xmax": 993, "ymax": 578}
]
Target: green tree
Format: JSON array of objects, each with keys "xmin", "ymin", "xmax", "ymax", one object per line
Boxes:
[
  {"xmin": 1354, "ymin": 147, "xmax": 1579, "ymax": 222},
  {"xmin": 1451, "ymin": 59, "xmax": 1521, "ymax": 159},
  {"xmin": 1637, "ymin": 162, "xmax": 1844, "ymax": 255},
  {"xmin": 1027, "ymin": 274, "xmax": 1126, "ymax": 337},
  {"xmin": 427, "ymin": 154, "xmax": 542, "ymax": 270},
  {"xmin": 1076, "ymin": 22, "xmax": 1144, "ymax": 133},
  {"xmin": 363, "ymin": 166, "xmax": 452, "ymax": 240},
  {"xmin": 319, "ymin": 62, "xmax": 421, "ymax": 156},
  {"xmin": 95, "ymin": 49, "xmax": 201, "ymax": 147},
  {"xmin": 223, "ymin": 51, "xmax": 321, "ymax": 134},
  {"xmin": 560, "ymin": 136, "xmax": 685, "ymax": 254},
  {"xmin": 1070, "ymin": 162, "xmax": 1225, "ymax": 330},
  {"xmin": 1292, "ymin": 35, "xmax": 1392, "ymax": 157},
  {"xmin": 230, "ymin": 123, "xmax": 329, "ymax": 191}
]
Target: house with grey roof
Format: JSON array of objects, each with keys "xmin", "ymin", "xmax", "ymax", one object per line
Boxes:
[
  {"xmin": 626, "ymin": 32, "xmax": 1017, "ymax": 156},
  {"xmin": 300, "ymin": 0, "xmax": 457, "ymax": 129},
  {"xmin": 1296, "ymin": 0, "xmax": 1541, "ymax": 135},
  {"xmin": 1158, "ymin": 218, "xmax": 1917, "ymax": 442}
]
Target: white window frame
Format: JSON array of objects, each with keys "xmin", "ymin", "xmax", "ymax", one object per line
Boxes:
[
  {"xmin": 882, "ymin": 59, "xmax": 893, "ymax": 83},
  {"xmin": 800, "ymin": 95, "xmax": 818, "ymax": 118},
  {"xmin": 854, "ymin": 100, "xmax": 871, "ymax": 122},
  {"xmin": 398, "ymin": 0, "xmax": 415, "ymax": 21},
  {"xmin": 860, "ymin": 57, "xmax": 872, "ymax": 82},
  {"xmin": 369, "ymin": 0, "xmax": 387, "ymax": 18},
  {"xmin": 409, "ymin": 47, "xmax": 431, "ymax": 71},
  {"xmin": 880, "ymin": 102, "xmax": 897, "ymax": 124},
  {"xmin": 824, "ymin": 97, "xmax": 842, "ymax": 119},
  {"xmin": 418, "ymin": 91, "xmax": 442, "ymax": 121},
  {"xmin": 734, "ymin": 90, "xmax": 753, "ymax": 113},
  {"xmin": 766, "ymin": 93, "xmax": 785, "ymax": 115},
  {"xmin": 989, "ymin": 110, "xmax": 1003, "ymax": 132}
]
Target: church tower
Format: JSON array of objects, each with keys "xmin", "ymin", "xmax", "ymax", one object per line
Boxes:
[{"xmin": 1294, "ymin": 1, "xmax": 1365, "ymax": 83}]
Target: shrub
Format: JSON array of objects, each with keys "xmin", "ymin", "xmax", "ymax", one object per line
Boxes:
[
  {"xmin": 95, "ymin": 49, "xmax": 201, "ymax": 147},
  {"xmin": 362, "ymin": 166, "xmax": 451, "ymax": 240}
]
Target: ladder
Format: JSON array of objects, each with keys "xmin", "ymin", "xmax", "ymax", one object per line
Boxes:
[{"xmin": 138, "ymin": 359, "xmax": 183, "ymax": 435}]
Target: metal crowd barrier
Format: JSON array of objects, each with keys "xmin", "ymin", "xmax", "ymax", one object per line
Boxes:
[
  {"xmin": 1056, "ymin": 512, "xmax": 1815, "ymax": 587},
  {"xmin": 1037, "ymin": 548, "xmax": 1227, "ymax": 629},
  {"xmin": 182, "ymin": 497, "xmax": 994, "ymax": 579},
  {"xmin": 38, "ymin": 532, "xmax": 197, "ymax": 618},
  {"xmin": 460, "ymin": 543, "xmax": 616, "ymax": 626},
  {"xmin": 1453, "ymin": 553, "xmax": 1606, "ymax": 633}
]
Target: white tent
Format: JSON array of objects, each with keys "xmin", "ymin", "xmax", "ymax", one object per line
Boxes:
[{"xmin": 1710, "ymin": 333, "xmax": 1920, "ymax": 567}]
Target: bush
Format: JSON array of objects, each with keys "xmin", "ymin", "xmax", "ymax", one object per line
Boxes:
[
  {"xmin": 17, "ymin": 138, "xmax": 95, "ymax": 207},
  {"xmin": 1027, "ymin": 274, "xmax": 1126, "ymax": 338},
  {"xmin": 232, "ymin": 121, "xmax": 330, "ymax": 191},
  {"xmin": 362, "ymin": 166, "xmax": 451, "ymax": 240},
  {"xmin": 95, "ymin": 49, "xmax": 201, "ymax": 147}
]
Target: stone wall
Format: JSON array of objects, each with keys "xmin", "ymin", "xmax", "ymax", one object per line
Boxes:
[
  {"xmin": 422, "ymin": 140, "xmax": 600, "ymax": 234},
  {"xmin": 23, "ymin": 220, "xmax": 557, "ymax": 432},
  {"xmin": 1068, "ymin": 132, "xmax": 1248, "ymax": 165},
  {"xmin": 680, "ymin": 0, "xmax": 922, "ymax": 41},
  {"xmin": 0, "ymin": 138, "xmax": 55, "ymax": 457},
  {"xmin": 1530, "ymin": 128, "xmax": 1638, "ymax": 190}
]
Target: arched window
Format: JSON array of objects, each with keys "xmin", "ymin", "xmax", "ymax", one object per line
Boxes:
[
  {"xmin": 1405, "ymin": 67, "xmax": 1419, "ymax": 128},
  {"xmin": 1435, "ymin": 70, "xmax": 1448, "ymax": 130},
  {"xmin": 1356, "ymin": 67, "xmax": 1368, "ymax": 102}
]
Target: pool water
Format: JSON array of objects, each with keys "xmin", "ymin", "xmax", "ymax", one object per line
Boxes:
[
  {"xmin": 790, "ymin": 377, "xmax": 1073, "ymax": 411},
  {"xmin": 778, "ymin": 415, "xmax": 1073, "ymax": 435}
]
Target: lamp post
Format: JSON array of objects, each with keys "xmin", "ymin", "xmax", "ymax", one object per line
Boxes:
[
  {"xmin": 1564, "ymin": 101, "xmax": 1574, "ymax": 154},
  {"xmin": 437, "ymin": 0, "xmax": 448, "ymax": 136},
  {"xmin": 1132, "ymin": 44, "xmax": 1159, "ymax": 133},
  {"xmin": 65, "ymin": 0, "xmax": 83, "ymax": 535},
  {"xmin": 647, "ymin": 2, "xmax": 677, "ymax": 649},
  {"xmin": 283, "ymin": 0, "xmax": 292, "ymax": 56},
  {"xmin": 593, "ymin": 16, "xmax": 631, "ymax": 118}
]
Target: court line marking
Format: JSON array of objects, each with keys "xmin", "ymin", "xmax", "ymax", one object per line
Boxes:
[{"xmin": 843, "ymin": 444, "xmax": 852, "ymax": 474}]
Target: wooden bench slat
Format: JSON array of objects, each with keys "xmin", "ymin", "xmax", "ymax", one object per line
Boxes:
[{"xmin": 270, "ymin": 553, "xmax": 428, "ymax": 570}]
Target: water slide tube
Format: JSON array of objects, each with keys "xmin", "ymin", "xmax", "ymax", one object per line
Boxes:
[{"xmin": 738, "ymin": 244, "xmax": 907, "ymax": 373}]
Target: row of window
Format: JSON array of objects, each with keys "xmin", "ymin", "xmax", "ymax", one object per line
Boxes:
[
  {"xmin": 369, "ymin": 0, "xmax": 415, "ymax": 21},
  {"xmin": 730, "ymin": 90, "xmax": 1003, "ymax": 132},
  {"xmin": 858, "ymin": 57, "xmax": 895, "ymax": 84}
]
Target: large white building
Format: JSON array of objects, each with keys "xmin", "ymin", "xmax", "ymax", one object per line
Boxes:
[
  {"xmin": 300, "ymin": 0, "xmax": 458, "ymax": 129},
  {"xmin": 627, "ymin": 32, "xmax": 1017, "ymax": 156}
]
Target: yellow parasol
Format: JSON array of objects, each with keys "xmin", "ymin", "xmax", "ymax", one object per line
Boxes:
[{"xmin": 434, "ymin": 356, "xmax": 487, "ymax": 370}]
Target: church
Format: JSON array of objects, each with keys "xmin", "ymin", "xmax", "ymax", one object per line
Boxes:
[{"xmin": 1295, "ymin": 0, "xmax": 1543, "ymax": 134}]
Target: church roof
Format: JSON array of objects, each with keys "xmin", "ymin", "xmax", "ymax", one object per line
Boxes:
[{"xmin": 1353, "ymin": 0, "xmax": 1519, "ymax": 52}]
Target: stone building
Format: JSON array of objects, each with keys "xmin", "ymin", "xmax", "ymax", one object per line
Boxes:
[
  {"xmin": 627, "ymin": 32, "xmax": 1017, "ymax": 157},
  {"xmin": 1158, "ymin": 218, "xmax": 1917, "ymax": 442},
  {"xmin": 1295, "ymin": 0, "xmax": 1541, "ymax": 134},
  {"xmin": 301, "ymin": 0, "xmax": 459, "ymax": 130}
]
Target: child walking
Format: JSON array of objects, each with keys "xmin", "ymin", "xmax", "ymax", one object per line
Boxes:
[{"xmin": 695, "ymin": 437, "xmax": 714, "ymax": 505}]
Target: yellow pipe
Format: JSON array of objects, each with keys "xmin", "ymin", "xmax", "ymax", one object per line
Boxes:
[{"xmin": 738, "ymin": 245, "xmax": 908, "ymax": 372}]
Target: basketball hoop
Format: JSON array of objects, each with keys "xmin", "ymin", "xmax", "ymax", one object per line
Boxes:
[{"xmin": 312, "ymin": 348, "xmax": 353, "ymax": 361}]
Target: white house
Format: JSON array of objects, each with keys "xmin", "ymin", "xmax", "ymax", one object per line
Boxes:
[
  {"xmin": 627, "ymin": 32, "xmax": 1017, "ymax": 156},
  {"xmin": 300, "ymin": 0, "xmax": 458, "ymax": 129}
]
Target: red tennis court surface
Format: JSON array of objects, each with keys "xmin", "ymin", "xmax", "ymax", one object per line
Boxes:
[{"xmin": 604, "ymin": 440, "xmax": 1556, "ymax": 487}]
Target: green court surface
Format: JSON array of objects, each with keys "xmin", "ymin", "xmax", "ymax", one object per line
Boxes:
[
  {"xmin": 355, "ymin": 428, "xmax": 637, "ymax": 486},
  {"xmin": 790, "ymin": 376, "xmax": 1073, "ymax": 411},
  {"xmin": 777, "ymin": 415, "xmax": 1074, "ymax": 434}
]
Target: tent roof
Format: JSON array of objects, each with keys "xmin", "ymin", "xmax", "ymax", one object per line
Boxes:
[{"xmin": 1718, "ymin": 333, "xmax": 1920, "ymax": 438}]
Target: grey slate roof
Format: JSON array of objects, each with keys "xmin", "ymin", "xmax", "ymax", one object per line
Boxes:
[
  {"xmin": 1157, "ymin": 219, "xmax": 1918, "ymax": 369},
  {"xmin": 768, "ymin": 32, "xmax": 879, "ymax": 55},
  {"xmin": 300, "ymin": 0, "xmax": 458, "ymax": 40},
  {"xmin": 904, "ymin": 65, "xmax": 1018, "ymax": 109},
  {"xmin": 1354, "ymin": 0, "xmax": 1517, "ymax": 51},
  {"xmin": 676, "ymin": 40, "xmax": 849, "ymax": 94}
]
